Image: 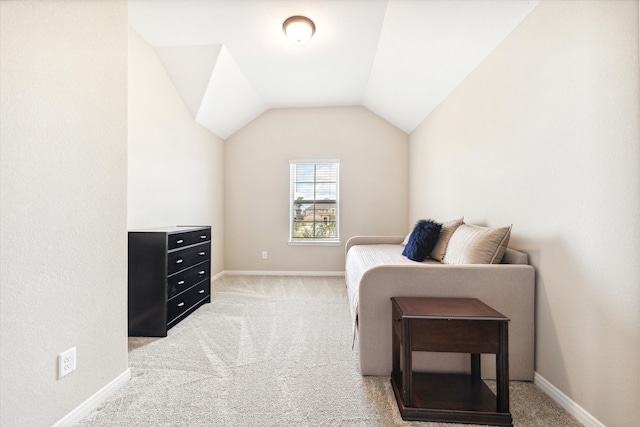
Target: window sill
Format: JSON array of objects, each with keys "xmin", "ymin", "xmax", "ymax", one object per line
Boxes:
[{"xmin": 288, "ymin": 240, "xmax": 341, "ymax": 246}]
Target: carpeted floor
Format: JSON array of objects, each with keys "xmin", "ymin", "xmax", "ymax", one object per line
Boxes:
[{"xmin": 77, "ymin": 275, "xmax": 582, "ymax": 426}]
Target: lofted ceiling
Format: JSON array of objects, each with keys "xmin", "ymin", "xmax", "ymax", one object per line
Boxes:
[{"xmin": 129, "ymin": 0, "xmax": 540, "ymax": 139}]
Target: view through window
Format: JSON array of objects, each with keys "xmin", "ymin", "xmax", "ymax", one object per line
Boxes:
[{"xmin": 289, "ymin": 160, "xmax": 339, "ymax": 243}]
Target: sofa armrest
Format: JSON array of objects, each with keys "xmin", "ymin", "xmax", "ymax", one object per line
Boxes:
[
  {"xmin": 345, "ymin": 235, "xmax": 405, "ymax": 258},
  {"xmin": 357, "ymin": 263, "xmax": 535, "ymax": 379}
]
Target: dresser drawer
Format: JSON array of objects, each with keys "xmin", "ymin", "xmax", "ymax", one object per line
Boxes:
[
  {"xmin": 167, "ymin": 242, "xmax": 211, "ymax": 275},
  {"xmin": 168, "ymin": 229, "xmax": 211, "ymax": 250},
  {"xmin": 167, "ymin": 282, "xmax": 210, "ymax": 324},
  {"xmin": 167, "ymin": 261, "xmax": 210, "ymax": 298}
]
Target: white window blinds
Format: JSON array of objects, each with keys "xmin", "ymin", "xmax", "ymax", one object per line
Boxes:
[{"xmin": 289, "ymin": 160, "xmax": 340, "ymax": 244}]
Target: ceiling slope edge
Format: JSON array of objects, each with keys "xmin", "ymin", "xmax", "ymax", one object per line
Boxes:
[
  {"xmin": 154, "ymin": 45, "xmax": 267, "ymax": 140},
  {"xmin": 196, "ymin": 46, "xmax": 267, "ymax": 140},
  {"xmin": 154, "ymin": 45, "xmax": 222, "ymax": 119},
  {"xmin": 363, "ymin": 0, "xmax": 542, "ymax": 134}
]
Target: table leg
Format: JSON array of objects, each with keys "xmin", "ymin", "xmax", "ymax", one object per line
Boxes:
[
  {"xmin": 497, "ymin": 321, "xmax": 510, "ymax": 413},
  {"xmin": 392, "ymin": 319, "xmax": 400, "ymax": 376},
  {"xmin": 471, "ymin": 353, "xmax": 481, "ymax": 384},
  {"xmin": 402, "ymin": 319, "xmax": 413, "ymax": 406}
]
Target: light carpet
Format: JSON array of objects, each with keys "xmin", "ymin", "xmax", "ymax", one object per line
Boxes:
[{"xmin": 77, "ymin": 275, "xmax": 581, "ymax": 426}]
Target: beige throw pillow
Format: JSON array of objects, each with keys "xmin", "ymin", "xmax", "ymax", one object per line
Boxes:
[
  {"xmin": 443, "ymin": 223, "xmax": 512, "ymax": 264},
  {"xmin": 401, "ymin": 231, "xmax": 411, "ymax": 246},
  {"xmin": 430, "ymin": 217, "xmax": 464, "ymax": 262}
]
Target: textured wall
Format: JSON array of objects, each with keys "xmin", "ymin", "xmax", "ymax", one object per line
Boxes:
[
  {"xmin": 409, "ymin": 1, "xmax": 640, "ymax": 425},
  {"xmin": 128, "ymin": 29, "xmax": 225, "ymax": 276},
  {"xmin": 0, "ymin": 2, "xmax": 129, "ymax": 426},
  {"xmin": 225, "ymin": 107, "xmax": 409, "ymax": 272}
]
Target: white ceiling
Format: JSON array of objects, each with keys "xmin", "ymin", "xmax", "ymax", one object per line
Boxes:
[{"xmin": 129, "ymin": 0, "xmax": 540, "ymax": 139}]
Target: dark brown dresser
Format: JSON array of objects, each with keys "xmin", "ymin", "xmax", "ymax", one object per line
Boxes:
[{"xmin": 128, "ymin": 226, "xmax": 211, "ymax": 337}]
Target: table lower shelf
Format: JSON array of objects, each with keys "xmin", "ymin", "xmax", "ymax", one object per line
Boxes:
[{"xmin": 391, "ymin": 372, "xmax": 512, "ymax": 426}]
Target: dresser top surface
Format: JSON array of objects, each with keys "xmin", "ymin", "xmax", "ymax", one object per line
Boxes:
[{"xmin": 128, "ymin": 225, "xmax": 210, "ymax": 234}]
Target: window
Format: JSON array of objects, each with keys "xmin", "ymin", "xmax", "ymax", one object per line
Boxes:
[{"xmin": 289, "ymin": 160, "xmax": 340, "ymax": 244}]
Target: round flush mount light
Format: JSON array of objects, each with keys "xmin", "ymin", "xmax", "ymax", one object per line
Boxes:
[{"xmin": 283, "ymin": 16, "xmax": 316, "ymax": 45}]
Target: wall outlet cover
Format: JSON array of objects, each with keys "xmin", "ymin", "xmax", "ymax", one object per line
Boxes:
[{"xmin": 59, "ymin": 347, "xmax": 76, "ymax": 379}]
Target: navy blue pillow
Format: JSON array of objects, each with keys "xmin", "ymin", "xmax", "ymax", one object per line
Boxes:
[{"xmin": 402, "ymin": 219, "xmax": 442, "ymax": 262}]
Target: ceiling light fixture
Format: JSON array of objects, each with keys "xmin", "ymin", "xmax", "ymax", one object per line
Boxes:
[{"xmin": 283, "ymin": 16, "xmax": 315, "ymax": 45}]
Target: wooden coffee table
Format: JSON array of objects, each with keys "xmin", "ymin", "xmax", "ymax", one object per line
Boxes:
[{"xmin": 390, "ymin": 297, "xmax": 512, "ymax": 426}]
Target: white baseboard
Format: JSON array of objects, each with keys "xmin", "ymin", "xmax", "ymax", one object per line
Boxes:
[
  {"xmin": 534, "ymin": 372, "xmax": 605, "ymax": 427},
  {"xmin": 211, "ymin": 271, "xmax": 225, "ymax": 281},
  {"xmin": 53, "ymin": 368, "xmax": 131, "ymax": 427},
  {"xmin": 222, "ymin": 270, "xmax": 345, "ymax": 277}
]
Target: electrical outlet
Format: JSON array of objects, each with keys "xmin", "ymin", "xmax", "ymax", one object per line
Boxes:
[
  {"xmin": 261, "ymin": 251, "xmax": 267, "ymax": 259},
  {"xmin": 58, "ymin": 347, "xmax": 76, "ymax": 379}
]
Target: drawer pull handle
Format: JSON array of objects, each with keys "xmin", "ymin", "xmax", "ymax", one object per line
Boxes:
[
  {"xmin": 176, "ymin": 239, "xmax": 184, "ymax": 244},
  {"xmin": 176, "ymin": 259, "xmax": 183, "ymax": 264},
  {"xmin": 178, "ymin": 280, "xmax": 185, "ymax": 285},
  {"xmin": 199, "ymin": 251, "xmax": 206, "ymax": 256},
  {"xmin": 198, "ymin": 270, "xmax": 205, "ymax": 275},
  {"xmin": 199, "ymin": 290, "xmax": 205, "ymax": 294},
  {"xmin": 177, "ymin": 302, "xmax": 185, "ymax": 307},
  {"xmin": 200, "ymin": 235, "xmax": 207, "ymax": 239}
]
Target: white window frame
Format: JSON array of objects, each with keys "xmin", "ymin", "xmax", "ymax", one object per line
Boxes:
[{"xmin": 289, "ymin": 159, "xmax": 340, "ymax": 246}]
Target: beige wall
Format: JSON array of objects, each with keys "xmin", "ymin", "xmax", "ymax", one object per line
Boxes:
[
  {"xmin": 0, "ymin": 2, "xmax": 129, "ymax": 426},
  {"xmin": 225, "ymin": 107, "xmax": 409, "ymax": 272},
  {"xmin": 128, "ymin": 30, "xmax": 225, "ymax": 276},
  {"xmin": 409, "ymin": 1, "xmax": 639, "ymax": 425}
]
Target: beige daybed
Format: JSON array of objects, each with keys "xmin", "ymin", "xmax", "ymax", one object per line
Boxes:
[{"xmin": 345, "ymin": 234, "xmax": 535, "ymax": 381}]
